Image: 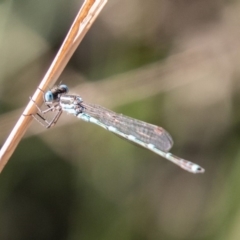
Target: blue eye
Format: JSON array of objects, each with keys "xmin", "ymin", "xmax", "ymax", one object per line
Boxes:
[
  {"xmin": 44, "ymin": 91, "xmax": 54, "ymax": 102},
  {"xmin": 59, "ymin": 84, "xmax": 68, "ymax": 94}
]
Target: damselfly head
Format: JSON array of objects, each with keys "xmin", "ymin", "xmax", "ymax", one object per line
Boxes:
[{"xmin": 44, "ymin": 84, "xmax": 69, "ymax": 103}]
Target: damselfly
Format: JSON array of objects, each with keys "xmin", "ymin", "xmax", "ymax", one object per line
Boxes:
[{"xmin": 32, "ymin": 84, "xmax": 205, "ymax": 174}]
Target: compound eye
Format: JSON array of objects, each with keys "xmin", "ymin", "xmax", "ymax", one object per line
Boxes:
[
  {"xmin": 44, "ymin": 91, "xmax": 54, "ymax": 102},
  {"xmin": 59, "ymin": 84, "xmax": 69, "ymax": 94}
]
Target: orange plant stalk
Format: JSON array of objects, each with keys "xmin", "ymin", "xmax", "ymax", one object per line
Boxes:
[{"xmin": 0, "ymin": 0, "xmax": 108, "ymax": 173}]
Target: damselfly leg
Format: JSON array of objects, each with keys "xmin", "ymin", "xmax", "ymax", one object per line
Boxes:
[{"xmin": 29, "ymin": 97, "xmax": 62, "ymax": 128}]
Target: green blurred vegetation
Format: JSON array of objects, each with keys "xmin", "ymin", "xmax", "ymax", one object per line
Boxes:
[{"xmin": 1, "ymin": 0, "xmax": 240, "ymax": 239}]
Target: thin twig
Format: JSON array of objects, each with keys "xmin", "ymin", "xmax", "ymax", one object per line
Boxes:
[{"xmin": 0, "ymin": 0, "xmax": 108, "ymax": 173}]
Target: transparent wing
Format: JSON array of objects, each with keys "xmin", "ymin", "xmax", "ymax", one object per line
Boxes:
[{"xmin": 82, "ymin": 103, "xmax": 173, "ymax": 152}]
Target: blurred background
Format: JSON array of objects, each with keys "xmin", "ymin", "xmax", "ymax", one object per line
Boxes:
[{"xmin": 1, "ymin": 0, "xmax": 240, "ymax": 239}]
